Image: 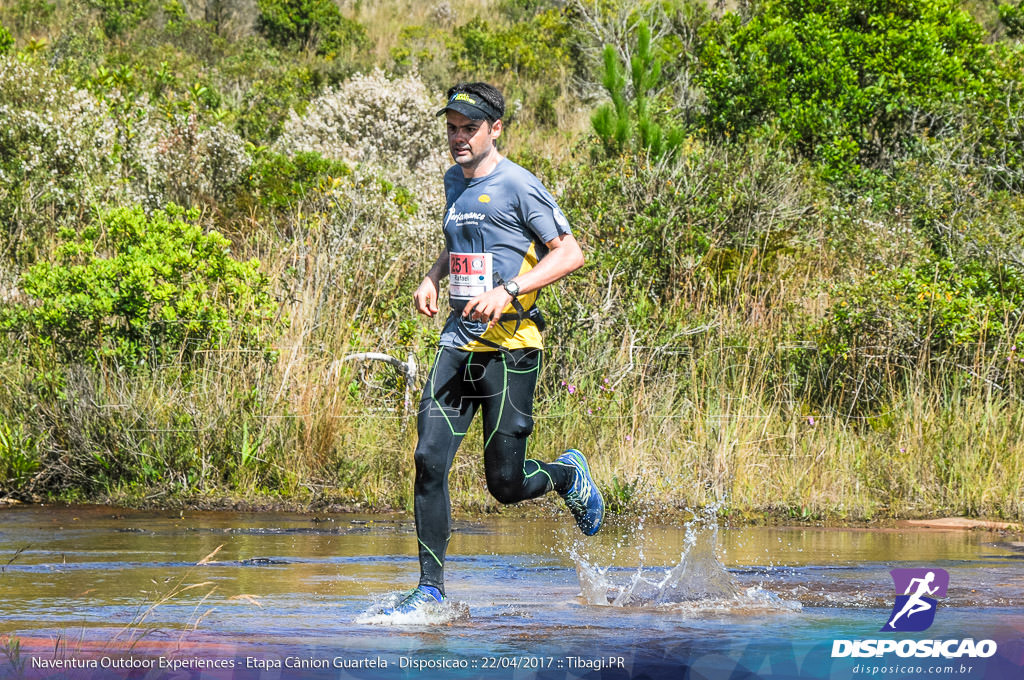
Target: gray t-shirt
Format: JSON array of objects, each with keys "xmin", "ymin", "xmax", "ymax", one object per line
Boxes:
[{"xmin": 439, "ymin": 158, "xmax": 571, "ymax": 350}]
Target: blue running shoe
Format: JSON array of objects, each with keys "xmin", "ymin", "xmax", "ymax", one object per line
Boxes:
[
  {"xmin": 383, "ymin": 585, "xmax": 444, "ymax": 615},
  {"xmin": 555, "ymin": 449, "xmax": 605, "ymax": 535}
]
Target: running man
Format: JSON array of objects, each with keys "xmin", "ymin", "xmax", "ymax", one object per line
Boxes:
[
  {"xmin": 885, "ymin": 571, "xmax": 939, "ymax": 629},
  {"xmin": 386, "ymin": 82, "xmax": 604, "ymax": 614}
]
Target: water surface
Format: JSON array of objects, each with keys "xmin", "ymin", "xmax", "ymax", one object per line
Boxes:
[{"xmin": 0, "ymin": 504, "xmax": 1021, "ymax": 679}]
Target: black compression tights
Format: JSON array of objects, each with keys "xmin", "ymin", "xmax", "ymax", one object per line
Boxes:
[{"xmin": 413, "ymin": 347, "xmax": 571, "ymax": 595}]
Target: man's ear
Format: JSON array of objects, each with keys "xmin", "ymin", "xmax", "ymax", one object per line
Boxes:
[{"xmin": 490, "ymin": 119, "xmax": 503, "ymax": 143}]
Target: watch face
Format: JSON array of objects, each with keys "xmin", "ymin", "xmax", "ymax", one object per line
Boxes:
[{"xmin": 505, "ymin": 281, "xmax": 519, "ymax": 296}]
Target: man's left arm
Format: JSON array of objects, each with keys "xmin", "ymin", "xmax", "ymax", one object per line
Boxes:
[{"xmin": 461, "ymin": 234, "xmax": 584, "ymax": 324}]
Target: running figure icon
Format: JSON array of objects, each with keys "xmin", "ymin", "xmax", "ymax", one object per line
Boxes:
[
  {"xmin": 885, "ymin": 571, "xmax": 938, "ymax": 629},
  {"xmin": 882, "ymin": 568, "xmax": 949, "ymax": 632}
]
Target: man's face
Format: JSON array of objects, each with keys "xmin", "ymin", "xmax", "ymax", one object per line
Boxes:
[{"xmin": 446, "ymin": 110, "xmax": 501, "ymax": 168}]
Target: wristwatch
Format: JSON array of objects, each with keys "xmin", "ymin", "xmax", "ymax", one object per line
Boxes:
[{"xmin": 503, "ymin": 279, "xmax": 521, "ymax": 298}]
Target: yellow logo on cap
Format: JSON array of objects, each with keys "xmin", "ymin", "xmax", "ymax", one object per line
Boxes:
[
  {"xmin": 452, "ymin": 93, "xmax": 477, "ymax": 105},
  {"xmin": 478, "ymin": 194, "xmax": 491, "ymax": 203}
]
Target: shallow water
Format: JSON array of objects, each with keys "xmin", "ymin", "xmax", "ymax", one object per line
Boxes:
[{"xmin": 0, "ymin": 504, "xmax": 1021, "ymax": 679}]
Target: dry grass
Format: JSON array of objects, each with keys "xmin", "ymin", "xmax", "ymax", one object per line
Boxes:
[
  {"xmin": 2, "ymin": 0, "xmax": 1022, "ymax": 524},
  {"xmin": 7, "ymin": 152, "xmax": 1022, "ymax": 521},
  {"xmin": 339, "ymin": 0, "xmax": 499, "ymax": 64}
]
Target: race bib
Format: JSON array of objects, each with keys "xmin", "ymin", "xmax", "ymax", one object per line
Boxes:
[{"xmin": 449, "ymin": 252, "xmax": 493, "ymax": 301}]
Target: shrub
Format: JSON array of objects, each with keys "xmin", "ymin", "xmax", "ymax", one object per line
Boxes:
[
  {"xmin": 0, "ymin": 421, "xmax": 38, "ymax": 493},
  {"xmin": 87, "ymin": 0, "xmax": 153, "ymax": 38},
  {"xmin": 275, "ymin": 68, "xmax": 444, "ymax": 171},
  {"xmin": 255, "ymin": 0, "xmax": 368, "ymax": 56},
  {"xmin": 1, "ymin": 0, "xmax": 56, "ymax": 37},
  {"xmin": 914, "ymin": 44, "xmax": 1024, "ymax": 192},
  {"xmin": 274, "ymin": 68, "xmax": 449, "ymax": 238},
  {"xmin": 129, "ymin": 112, "xmax": 252, "ymax": 209},
  {"xmin": 452, "ymin": 8, "xmax": 575, "ymax": 81},
  {"xmin": 999, "ymin": 2, "xmax": 1024, "ymax": 37},
  {"xmin": 0, "ymin": 57, "xmax": 118, "ymax": 254},
  {"xmin": 560, "ymin": 139, "xmax": 815, "ymax": 312},
  {"xmin": 227, "ymin": 54, "xmax": 318, "ymax": 142},
  {"xmin": 815, "ymin": 258, "xmax": 1024, "ymax": 406},
  {"xmin": 496, "ymin": 0, "xmax": 553, "ymax": 23},
  {"xmin": 0, "ymin": 21, "xmax": 12, "ymax": 55},
  {"xmin": 244, "ymin": 150, "xmax": 353, "ymax": 211},
  {"xmin": 0, "ymin": 205, "xmax": 277, "ymax": 368},
  {"xmin": 391, "ymin": 9, "xmax": 578, "ymax": 118},
  {"xmin": 697, "ymin": 0, "xmax": 992, "ymax": 174},
  {"xmin": 389, "ymin": 24, "xmax": 458, "ymax": 88},
  {"xmin": 0, "ymin": 54, "xmax": 255, "ymax": 247}
]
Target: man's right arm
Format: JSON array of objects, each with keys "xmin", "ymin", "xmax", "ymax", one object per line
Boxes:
[{"xmin": 414, "ymin": 249, "xmax": 449, "ymax": 318}]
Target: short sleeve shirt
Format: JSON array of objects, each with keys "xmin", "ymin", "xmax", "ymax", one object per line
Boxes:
[{"xmin": 439, "ymin": 158, "xmax": 571, "ymax": 351}]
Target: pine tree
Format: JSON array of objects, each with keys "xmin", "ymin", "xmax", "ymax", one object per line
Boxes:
[{"xmin": 591, "ymin": 20, "xmax": 684, "ymax": 161}]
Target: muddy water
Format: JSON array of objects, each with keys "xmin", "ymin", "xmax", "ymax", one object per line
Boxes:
[{"xmin": 0, "ymin": 505, "xmax": 1021, "ymax": 679}]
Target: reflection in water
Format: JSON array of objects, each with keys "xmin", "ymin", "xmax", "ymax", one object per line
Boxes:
[{"xmin": 0, "ymin": 504, "xmax": 1021, "ymax": 680}]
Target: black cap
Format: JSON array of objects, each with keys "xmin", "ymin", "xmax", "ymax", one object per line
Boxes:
[{"xmin": 436, "ymin": 91, "xmax": 501, "ymax": 121}]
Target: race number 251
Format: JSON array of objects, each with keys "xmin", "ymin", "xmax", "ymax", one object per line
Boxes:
[{"xmin": 449, "ymin": 252, "xmax": 492, "ymax": 300}]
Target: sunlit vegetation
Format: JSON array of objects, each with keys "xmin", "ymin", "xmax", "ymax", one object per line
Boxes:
[{"xmin": 0, "ymin": 0, "xmax": 1022, "ymax": 521}]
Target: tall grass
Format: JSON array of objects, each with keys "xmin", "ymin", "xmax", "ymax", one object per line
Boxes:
[
  {"xmin": 3, "ymin": 142, "xmax": 1021, "ymax": 523},
  {"xmin": 525, "ymin": 307, "xmax": 1024, "ymax": 521},
  {"xmin": 4, "ymin": 147, "xmax": 1023, "ymax": 521},
  {"xmin": 1, "ymin": 0, "xmax": 1022, "ymax": 523}
]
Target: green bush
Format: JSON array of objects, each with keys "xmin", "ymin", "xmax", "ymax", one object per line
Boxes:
[
  {"xmin": 1, "ymin": 205, "xmax": 278, "ymax": 368},
  {"xmin": 243, "ymin": 150, "xmax": 352, "ymax": 211},
  {"xmin": 697, "ymin": 0, "xmax": 991, "ymax": 174},
  {"xmin": 0, "ymin": 21, "xmax": 13, "ymax": 55},
  {"xmin": 390, "ymin": 24, "xmax": 458, "ymax": 87},
  {"xmin": 1, "ymin": 0, "xmax": 56, "ymax": 36},
  {"xmin": 87, "ymin": 0, "xmax": 153, "ymax": 38},
  {"xmin": 999, "ymin": 2, "xmax": 1024, "ymax": 37},
  {"xmin": 815, "ymin": 258, "xmax": 1024, "ymax": 405},
  {"xmin": 453, "ymin": 9, "xmax": 575, "ymax": 81},
  {"xmin": 564, "ymin": 154, "xmax": 708, "ymax": 305},
  {"xmin": 496, "ymin": 0, "xmax": 554, "ymax": 23},
  {"xmin": 0, "ymin": 58, "xmax": 120, "ymax": 257},
  {"xmin": 916, "ymin": 43, "xmax": 1024, "ymax": 192},
  {"xmin": 391, "ymin": 9, "xmax": 577, "ymax": 114},
  {"xmin": 823, "ymin": 259, "xmax": 1024, "ymax": 356},
  {"xmin": 255, "ymin": 0, "xmax": 368, "ymax": 56},
  {"xmin": 229, "ymin": 56, "xmax": 318, "ymax": 143},
  {"xmin": 561, "ymin": 140, "xmax": 814, "ymax": 307}
]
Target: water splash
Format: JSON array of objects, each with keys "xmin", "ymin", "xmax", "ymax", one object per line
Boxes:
[
  {"xmin": 354, "ymin": 591, "xmax": 471, "ymax": 626},
  {"xmin": 572, "ymin": 507, "xmax": 800, "ymax": 614}
]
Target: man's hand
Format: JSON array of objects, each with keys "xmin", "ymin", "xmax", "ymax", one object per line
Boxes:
[
  {"xmin": 414, "ymin": 277, "xmax": 441, "ymax": 317},
  {"xmin": 415, "ymin": 250, "xmax": 449, "ymax": 317},
  {"xmin": 462, "ymin": 286, "xmax": 513, "ymax": 326}
]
